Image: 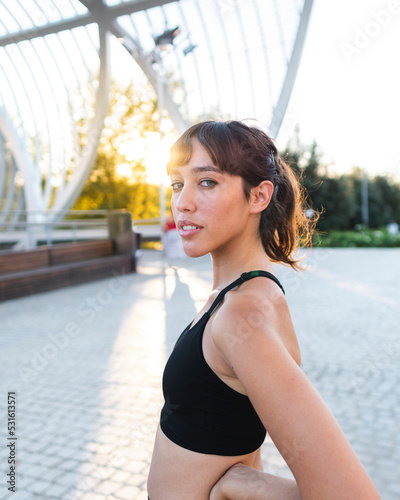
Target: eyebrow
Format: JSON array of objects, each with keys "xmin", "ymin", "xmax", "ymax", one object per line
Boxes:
[{"xmin": 170, "ymin": 165, "xmax": 221, "ymax": 175}]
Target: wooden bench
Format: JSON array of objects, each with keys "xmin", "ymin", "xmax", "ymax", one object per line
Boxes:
[
  {"xmin": 49, "ymin": 239, "xmax": 114, "ymax": 265},
  {"xmin": 0, "ymin": 239, "xmax": 137, "ymax": 302},
  {"xmin": 0, "ymin": 246, "xmax": 49, "ymax": 274}
]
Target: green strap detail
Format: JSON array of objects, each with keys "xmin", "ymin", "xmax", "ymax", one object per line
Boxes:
[{"xmin": 208, "ymin": 270, "xmax": 285, "ymax": 316}]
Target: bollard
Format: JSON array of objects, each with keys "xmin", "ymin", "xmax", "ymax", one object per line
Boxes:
[{"xmin": 107, "ymin": 211, "xmax": 138, "ymax": 271}]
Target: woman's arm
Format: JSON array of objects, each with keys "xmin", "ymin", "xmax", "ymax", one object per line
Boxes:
[{"xmin": 211, "ymin": 291, "xmax": 381, "ymax": 500}]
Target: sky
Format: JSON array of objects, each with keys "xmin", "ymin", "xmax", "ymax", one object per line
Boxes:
[
  {"xmin": 276, "ymin": 0, "xmax": 400, "ymax": 179},
  {"xmin": 8, "ymin": 0, "xmax": 394, "ymax": 186},
  {"xmin": 124, "ymin": 0, "xmax": 400, "ymax": 183}
]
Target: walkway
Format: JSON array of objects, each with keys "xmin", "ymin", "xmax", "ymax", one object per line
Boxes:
[{"xmin": 0, "ymin": 248, "xmax": 399, "ymax": 499}]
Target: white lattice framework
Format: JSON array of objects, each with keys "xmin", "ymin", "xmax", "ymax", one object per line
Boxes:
[{"xmin": 0, "ymin": 0, "xmax": 313, "ymax": 230}]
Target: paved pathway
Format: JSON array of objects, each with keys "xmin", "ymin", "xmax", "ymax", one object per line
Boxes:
[{"xmin": 0, "ymin": 248, "xmax": 399, "ymax": 499}]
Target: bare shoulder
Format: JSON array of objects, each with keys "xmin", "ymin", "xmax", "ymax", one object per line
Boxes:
[
  {"xmin": 211, "ymin": 276, "xmax": 301, "ymax": 366},
  {"xmin": 210, "ymin": 277, "xmax": 380, "ymax": 499}
]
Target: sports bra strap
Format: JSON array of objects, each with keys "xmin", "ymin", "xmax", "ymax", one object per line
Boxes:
[{"xmin": 207, "ymin": 270, "xmax": 285, "ymax": 316}]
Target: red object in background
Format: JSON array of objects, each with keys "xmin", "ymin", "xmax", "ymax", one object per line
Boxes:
[{"xmin": 164, "ymin": 217, "xmax": 176, "ymax": 231}]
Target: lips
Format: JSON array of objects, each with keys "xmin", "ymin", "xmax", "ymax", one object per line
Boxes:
[{"xmin": 177, "ymin": 220, "xmax": 203, "ymax": 237}]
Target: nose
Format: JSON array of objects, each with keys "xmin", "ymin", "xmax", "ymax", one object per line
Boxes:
[{"xmin": 174, "ymin": 184, "xmax": 196, "ymax": 213}]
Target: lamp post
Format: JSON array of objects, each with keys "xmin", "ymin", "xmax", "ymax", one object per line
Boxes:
[
  {"xmin": 361, "ymin": 170, "xmax": 369, "ymax": 228},
  {"xmin": 151, "ymin": 27, "xmax": 196, "ymax": 254},
  {"xmin": 157, "ymin": 67, "xmax": 167, "ymax": 253},
  {"xmin": 151, "ymin": 51, "xmax": 167, "ymax": 251},
  {"xmin": 151, "ymin": 34, "xmax": 174, "ymax": 254}
]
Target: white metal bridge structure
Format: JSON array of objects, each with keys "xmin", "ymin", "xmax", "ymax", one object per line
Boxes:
[{"xmin": 0, "ymin": 0, "xmax": 313, "ymax": 247}]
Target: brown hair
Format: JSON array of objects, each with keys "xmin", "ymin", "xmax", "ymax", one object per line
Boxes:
[{"xmin": 167, "ymin": 120, "xmax": 315, "ymax": 270}]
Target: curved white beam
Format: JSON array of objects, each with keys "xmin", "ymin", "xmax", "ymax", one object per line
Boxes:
[
  {"xmin": 48, "ymin": 27, "xmax": 111, "ymax": 219},
  {"xmin": 0, "ymin": 1, "xmax": 177, "ymax": 47},
  {"xmin": 0, "ymin": 133, "xmax": 6, "ymax": 204},
  {"xmin": 0, "ymin": 107, "xmax": 43, "ymax": 215},
  {"xmin": 110, "ymin": 22, "xmax": 189, "ymax": 134},
  {"xmin": 269, "ymin": 0, "xmax": 314, "ymax": 138},
  {"xmin": 1, "ymin": 159, "xmax": 17, "ymax": 223}
]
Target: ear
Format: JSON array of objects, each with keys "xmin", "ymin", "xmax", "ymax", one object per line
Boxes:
[{"xmin": 249, "ymin": 180, "xmax": 274, "ymax": 214}]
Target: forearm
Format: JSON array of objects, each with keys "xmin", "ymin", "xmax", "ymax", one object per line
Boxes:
[{"xmin": 210, "ymin": 464, "xmax": 301, "ymax": 500}]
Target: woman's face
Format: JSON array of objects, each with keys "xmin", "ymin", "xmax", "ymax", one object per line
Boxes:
[{"xmin": 169, "ymin": 139, "xmax": 255, "ymax": 258}]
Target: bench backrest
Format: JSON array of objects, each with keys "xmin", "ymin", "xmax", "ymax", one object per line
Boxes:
[
  {"xmin": 49, "ymin": 240, "xmax": 113, "ymax": 265},
  {"xmin": 0, "ymin": 239, "xmax": 114, "ymax": 274},
  {"xmin": 0, "ymin": 247, "xmax": 49, "ymax": 274}
]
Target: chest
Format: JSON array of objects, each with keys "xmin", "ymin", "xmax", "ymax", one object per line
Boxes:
[{"xmin": 163, "ymin": 314, "xmax": 246, "ymax": 408}]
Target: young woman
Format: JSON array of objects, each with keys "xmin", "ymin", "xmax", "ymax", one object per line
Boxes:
[{"xmin": 147, "ymin": 121, "xmax": 381, "ymax": 500}]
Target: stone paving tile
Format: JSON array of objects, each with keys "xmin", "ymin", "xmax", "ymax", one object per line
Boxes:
[
  {"xmin": 0, "ymin": 249, "xmax": 399, "ymax": 499},
  {"xmin": 43, "ymin": 482, "xmax": 73, "ymax": 497},
  {"xmin": 110, "ymin": 469, "xmax": 133, "ymax": 483},
  {"xmin": 79, "ymin": 493, "xmax": 109, "ymax": 500},
  {"xmin": 91, "ymin": 479, "xmax": 122, "ymax": 495},
  {"xmin": 10, "ymin": 473, "xmax": 35, "ymax": 489},
  {"xmin": 26, "ymin": 479, "xmax": 54, "ymax": 494},
  {"xmin": 113, "ymin": 484, "xmax": 144, "ymax": 500},
  {"xmin": 58, "ymin": 458, "xmax": 86, "ymax": 471},
  {"xmin": 23, "ymin": 463, "xmax": 50, "ymax": 478}
]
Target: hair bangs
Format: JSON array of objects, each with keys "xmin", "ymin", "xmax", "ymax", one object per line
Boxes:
[
  {"xmin": 166, "ymin": 132, "xmax": 193, "ymax": 175},
  {"xmin": 167, "ymin": 121, "xmax": 241, "ymax": 176}
]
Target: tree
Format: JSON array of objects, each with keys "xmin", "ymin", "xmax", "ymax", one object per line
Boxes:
[
  {"xmin": 73, "ymin": 79, "xmax": 173, "ymax": 218},
  {"xmin": 281, "ymin": 135, "xmax": 400, "ymax": 231},
  {"xmin": 369, "ymin": 175, "xmax": 400, "ymax": 226}
]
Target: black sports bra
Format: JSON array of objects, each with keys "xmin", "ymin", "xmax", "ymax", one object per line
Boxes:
[{"xmin": 160, "ymin": 270, "xmax": 285, "ymax": 456}]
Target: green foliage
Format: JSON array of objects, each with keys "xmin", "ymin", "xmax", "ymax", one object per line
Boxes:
[
  {"xmin": 282, "ymin": 133, "xmax": 400, "ymax": 233},
  {"xmin": 73, "ymin": 79, "xmax": 169, "ymax": 218},
  {"xmin": 75, "ymin": 179, "xmax": 164, "ymax": 219},
  {"xmin": 314, "ymin": 227, "xmax": 400, "ymax": 247}
]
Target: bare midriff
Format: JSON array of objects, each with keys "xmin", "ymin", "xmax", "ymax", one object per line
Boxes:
[{"xmin": 147, "ymin": 425, "xmax": 263, "ymax": 500}]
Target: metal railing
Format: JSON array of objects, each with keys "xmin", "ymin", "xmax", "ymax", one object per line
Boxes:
[{"xmin": 0, "ymin": 210, "xmax": 162, "ymax": 250}]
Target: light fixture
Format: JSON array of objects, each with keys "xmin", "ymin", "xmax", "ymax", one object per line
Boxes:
[
  {"xmin": 154, "ymin": 26, "xmax": 181, "ymax": 49},
  {"xmin": 182, "ymin": 43, "xmax": 197, "ymax": 56}
]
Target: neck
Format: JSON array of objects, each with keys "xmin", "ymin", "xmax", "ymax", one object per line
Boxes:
[{"xmin": 210, "ymin": 234, "xmax": 273, "ymax": 290}]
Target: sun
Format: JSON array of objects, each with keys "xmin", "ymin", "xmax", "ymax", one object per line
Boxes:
[
  {"xmin": 116, "ymin": 122, "xmax": 178, "ymax": 185},
  {"xmin": 143, "ymin": 131, "xmax": 177, "ymax": 185}
]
